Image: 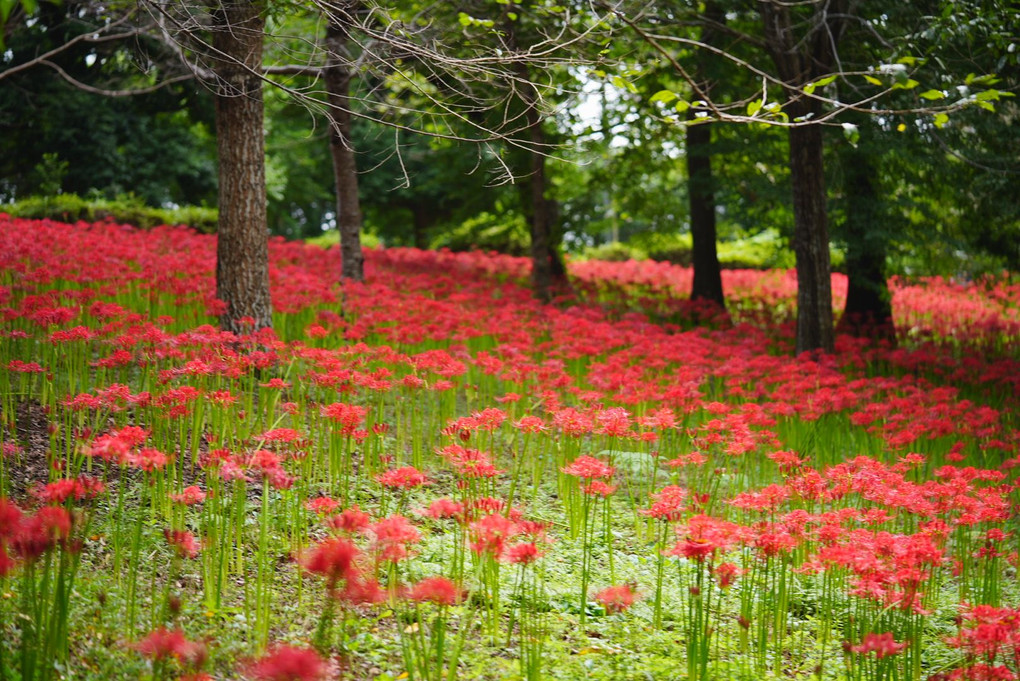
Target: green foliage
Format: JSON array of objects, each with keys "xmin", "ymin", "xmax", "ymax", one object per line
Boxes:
[
  {"xmin": 33, "ymin": 153, "xmax": 69, "ymax": 196},
  {"xmin": 579, "ymin": 230, "xmax": 849, "ymax": 271},
  {"xmin": 580, "ymin": 241, "xmax": 648, "ymax": 262},
  {"xmin": 305, "ymin": 229, "xmax": 383, "ymax": 250},
  {"xmin": 430, "ymin": 211, "xmax": 530, "ymax": 255},
  {"xmin": 0, "ymin": 4, "xmax": 218, "ymax": 206},
  {"xmin": 1, "ymin": 194, "xmax": 218, "ymax": 233}
]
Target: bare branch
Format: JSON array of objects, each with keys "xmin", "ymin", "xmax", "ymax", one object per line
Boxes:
[{"xmin": 38, "ymin": 58, "xmax": 195, "ymax": 96}]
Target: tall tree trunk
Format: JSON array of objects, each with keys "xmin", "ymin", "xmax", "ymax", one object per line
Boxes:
[
  {"xmin": 412, "ymin": 208, "xmax": 429, "ymax": 249},
  {"xmin": 325, "ymin": 8, "xmax": 364, "ymax": 282},
  {"xmin": 687, "ymin": 118, "xmax": 725, "ymax": 307},
  {"xmin": 837, "ymin": 144, "xmax": 894, "ymax": 340},
  {"xmin": 759, "ymin": 0, "xmax": 845, "ymax": 353},
  {"xmin": 212, "ymin": 0, "xmax": 271, "ymax": 333},
  {"xmin": 787, "ymin": 101, "xmax": 835, "ymax": 353},
  {"xmin": 527, "ymin": 122, "xmax": 553, "ymax": 302},
  {"xmin": 688, "ymin": 0, "xmax": 725, "ymax": 309}
]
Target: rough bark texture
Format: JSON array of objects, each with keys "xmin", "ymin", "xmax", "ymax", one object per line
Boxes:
[
  {"xmin": 527, "ymin": 122, "xmax": 553, "ymax": 302},
  {"xmin": 687, "ymin": 118, "xmax": 725, "ymax": 308},
  {"xmin": 212, "ymin": 0, "xmax": 271, "ymax": 334},
  {"xmin": 512, "ymin": 62, "xmax": 555, "ymax": 302},
  {"xmin": 758, "ymin": 0, "xmax": 847, "ymax": 353},
  {"xmin": 687, "ymin": 1, "xmax": 725, "ymax": 310},
  {"xmin": 325, "ymin": 8, "xmax": 364, "ymax": 282},
  {"xmin": 787, "ymin": 106, "xmax": 835, "ymax": 353},
  {"xmin": 837, "ymin": 146, "xmax": 895, "ymax": 340}
]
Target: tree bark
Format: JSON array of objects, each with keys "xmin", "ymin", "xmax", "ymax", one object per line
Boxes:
[
  {"xmin": 787, "ymin": 101, "xmax": 835, "ymax": 353},
  {"xmin": 758, "ymin": 0, "xmax": 846, "ymax": 353},
  {"xmin": 688, "ymin": 1, "xmax": 725, "ymax": 310},
  {"xmin": 412, "ymin": 207, "xmax": 429, "ymax": 249},
  {"xmin": 687, "ymin": 118, "xmax": 725, "ymax": 308},
  {"xmin": 837, "ymin": 145, "xmax": 894, "ymax": 340},
  {"xmin": 212, "ymin": 0, "xmax": 271, "ymax": 334},
  {"xmin": 325, "ymin": 7, "xmax": 364, "ymax": 282},
  {"xmin": 527, "ymin": 119, "xmax": 553, "ymax": 302}
]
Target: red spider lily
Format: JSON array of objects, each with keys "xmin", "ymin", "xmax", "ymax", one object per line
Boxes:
[
  {"xmin": 945, "ymin": 604, "xmax": 1020, "ymax": 663},
  {"xmin": 0, "ymin": 498, "xmax": 23, "ymax": 538},
  {"xmin": 595, "ymin": 407, "xmax": 633, "ymax": 437},
  {"xmin": 261, "ymin": 428, "xmax": 301, "ymax": 443},
  {"xmin": 337, "ymin": 576, "xmax": 387, "ymax": 606},
  {"xmin": 582, "ymin": 480, "xmax": 617, "ymax": 497},
  {"xmin": 409, "ymin": 576, "xmax": 464, "ymax": 606},
  {"xmin": 766, "ymin": 450, "xmax": 807, "ymax": 473},
  {"xmin": 367, "ymin": 515, "xmax": 420, "ymax": 563},
  {"xmin": 469, "ymin": 513, "xmax": 519, "ymax": 558},
  {"xmin": 714, "ymin": 562, "xmax": 743, "ymax": 588},
  {"xmin": 503, "ymin": 542, "xmax": 543, "ymax": 565},
  {"xmin": 850, "ymin": 631, "xmax": 908, "ymax": 659},
  {"xmin": 134, "ymin": 627, "xmax": 205, "ymax": 665},
  {"xmin": 472, "ymin": 407, "xmax": 507, "ymax": 431},
  {"xmin": 941, "ymin": 664, "xmax": 1017, "ymax": 680},
  {"xmin": 421, "ymin": 497, "xmax": 465, "ymax": 520},
  {"xmin": 730, "ymin": 483, "xmax": 790, "ymax": 512},
  {"xmin": 301, "ymin": 536, "xmax": 361, "ymax": 588},
  {"xmin": 377, "ymin": 465, "xmax": 431, "ymax": 489},
  {"xmin": 595, "ymin": 583, "xmax": 640, "ymax": 614},
  {"xmin": 305, "ymin": 497, "xmax": 341, "ymax": 516},
  {"xmin": 514, "ymin": 415, "xmax": 545, "ymax": 433},
  {"xmin": 666, "ymin": 452, "xmax": 708, "ymax": 468},
  {"xmin": 642, "ymin": 485, "xmax": 688, "ymax": 522},
  {"xmin": 326, "ymin": 506, "xmax": 372, "ymax": 534},
  {"xmin": 32, "ymin": 477, "xmax": 105, "ymax": 504},
  {"xmin": 320, "ymin": 402, "xmax": 367, "ymax": 436},
  {"xmin": 247, "ymin": 644, "xmax": 328, "ymax": 681},
  {"xmin": 517, "ymin": 520, "xmax": 550, "ymax": 540},
  {"xmin": 125, "ymin": 447, "xmax": 170, "ymax": 472},
  {"xmin": 165, "ymin": 529, "xmax": 202, "ymax": 559},
  {"xmin": 551, "ymin": 408, "xmax": 594, "ymax": 437},
  {"xmin": 171, "ymin": 486, "xmax": 206, "ymax": 506},
  {"xmin": 561, "ymin": 455, "xmax": 615, "ymax": 480}
]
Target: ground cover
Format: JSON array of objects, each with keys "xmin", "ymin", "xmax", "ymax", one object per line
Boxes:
[{"xmin": 0, "ymin": 216, "xmax": 1018, "ymax": 681}]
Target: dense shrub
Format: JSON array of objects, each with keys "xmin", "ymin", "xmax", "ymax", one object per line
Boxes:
[{"xmin": 1, "ymin": 193, "xmax": 218, "ymax": 233}]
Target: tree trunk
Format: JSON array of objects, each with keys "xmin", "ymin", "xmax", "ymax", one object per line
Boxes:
[
  {"xmin": 787, "ymin": 102, "xmax": 835, "ymax": 354},
  {"xmin": 325, "ymin": 9, "xmax": 364, "ymax": 282},
  {"xmin": 688, "ymin": 0, "xmax": 725, "ymax": 310},
  {"xmin": 412, "ymin": 207, "xmax": 429, "ymax": 249},
  {"xmin": 212, "ymin": 0, "xmax": 271, "ymax": 334},
  {"xmin": 837, "ymin": 145, "xmax": 894, "ymax": 340},
  {"xmin": 687, "ymin": 118, "xmax": 725, "ymax": 308},
  {"xmin": 527, "ymin": 125, "xmax": 553, "ymax": 302},
  {"xmin": 759, "ymin": 0, "xmax": 846, "ymax": 354}
]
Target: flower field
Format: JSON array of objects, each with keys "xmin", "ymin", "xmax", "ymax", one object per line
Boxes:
[{"xmin": 1, "ymin": 216, "xmax": 1018, "ymax": 681}]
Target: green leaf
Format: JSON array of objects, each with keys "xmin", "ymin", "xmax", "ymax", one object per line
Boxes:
[
  {"xmin": 804, "ymin": 74, "xmax": 837, "ymax": 94},
  {"xmin": 0, "ymin": 0, "xmax": 16, "ymax": 23},
  {"xmin": 933, "ymin": 113, "xmax": 949, "ymax": 128},
  {"xmin": 919, "ymin": 89, "xmax": 944, "ymax": 100},
  {"xmin": 891, "ymin": 79, "xmax": 919, "ymax": 90},
  {"xmin": 649, "ymin": 90, "xmax": 677, "ymax": 105},
  {"xmin": 975, "ymin": 89, "xmax": 1001, "ymax": 102},
  {"xmin": 897, "ymin": 55, "xmax": 919, "ymax": 66},
  {"xmin": 746, "ymin": 98, "xmax": 763, "ymax": 117},
  {"xmin": 842, "ymin": 122, "xmax": 860, "ymax": 148},
  {"xmin": 674, "ymin": 99, "xmax": 690, "ymax": 113},
  {"xmin": 863, "ymin": 75, "xmax": 883, "ymax": 86}
]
